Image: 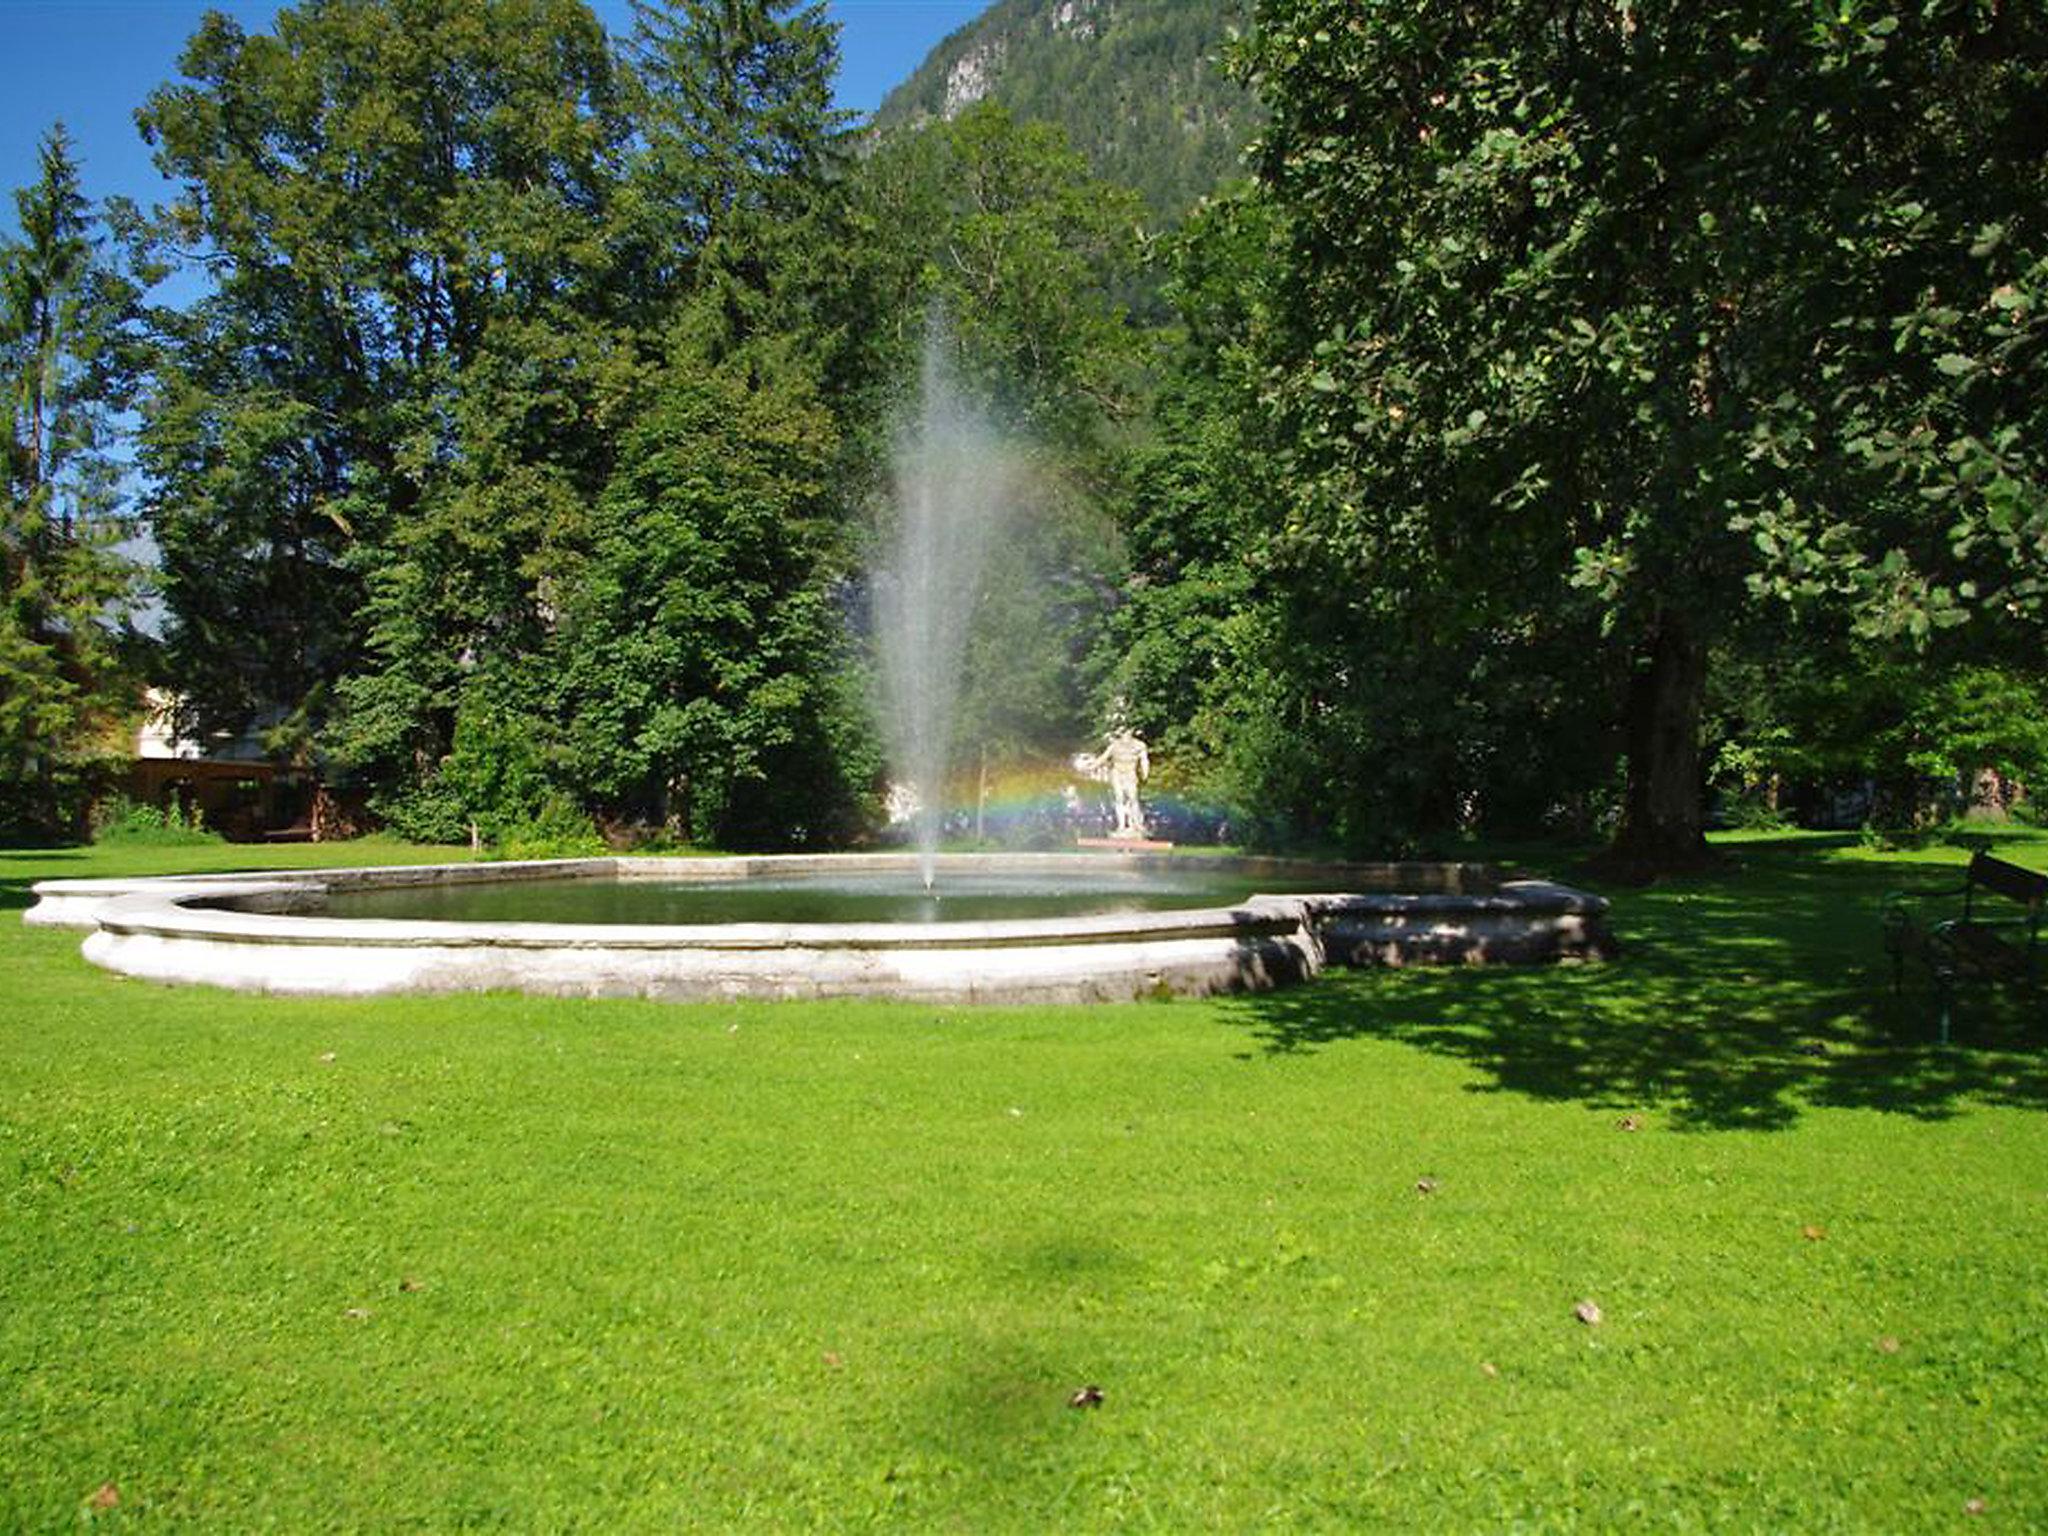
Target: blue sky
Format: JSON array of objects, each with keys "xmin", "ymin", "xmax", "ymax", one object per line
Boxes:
[{"xmin": 0, "ymin": 0, "xmax": 990, "ymax": 219}]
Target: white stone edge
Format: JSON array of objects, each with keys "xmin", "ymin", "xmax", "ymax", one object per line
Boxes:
[{"xmin": 26, "ymin": 854, "xmax": 1610, "ymax": 1004}]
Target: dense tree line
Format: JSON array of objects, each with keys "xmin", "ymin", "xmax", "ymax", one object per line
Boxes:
[
  {"xmin": 1123, "ymin": 0, "xmax": 2047, "ymax": 867},
  {"xmin": 116, "ymin": 0, "xmax": 1149, "ymax": 849},
  {"xmin": 2, "ymin": 0, "xmax": 2041, "ymax": 869}
]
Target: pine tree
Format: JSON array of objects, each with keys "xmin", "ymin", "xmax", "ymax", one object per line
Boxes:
[{"xmin": 0, "ymin": 125, "xmax": 140, "ymax": 839}]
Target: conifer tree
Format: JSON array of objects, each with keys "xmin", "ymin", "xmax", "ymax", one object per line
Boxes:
[{"xmin": 0, "ymin": 126, "xmax": 140, "ymax": 838}]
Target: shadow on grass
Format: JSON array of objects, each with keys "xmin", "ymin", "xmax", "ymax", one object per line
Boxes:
[
  {"xmin": 0, "ymin": 876, "xmax": 47, "ymax": 913},
  {"xmin": 0, "ymin": 849, "xmax": 104, "ymax": 912},
  {"xmin": 1222, "ymin": 846, "xmax": 2046, "ymax": 1132}
]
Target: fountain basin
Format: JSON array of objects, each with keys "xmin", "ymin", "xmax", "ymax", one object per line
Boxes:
[{"xmin": 27, "ymin": 853, "xmax": 1612, "ymax": 1004}]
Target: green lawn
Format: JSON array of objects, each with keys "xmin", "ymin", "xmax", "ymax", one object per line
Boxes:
[{"xmin": 3, "ymin": 832, "xmax": 2043, "ymax": 1529}]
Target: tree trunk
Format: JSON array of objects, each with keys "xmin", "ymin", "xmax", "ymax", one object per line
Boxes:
[{"xmin": 1603, "ymin": 611, "xmax": 1711, "ymax": 880}]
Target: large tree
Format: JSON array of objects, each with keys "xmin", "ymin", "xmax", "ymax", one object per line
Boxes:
[
  {"xmin": 0, "ymin": 127, "xmax": 141, "ymax": 838},
  {"xmin": 136, "ymin": 0, "xmax": 629, "ymax": 789},
  {"xmin": 1235, "ymin": 0, "xmax": 2047, "ymax": 871},
  {"xmin": 549, "ymin": 333, "xmax": 873, "ymax": 847}
]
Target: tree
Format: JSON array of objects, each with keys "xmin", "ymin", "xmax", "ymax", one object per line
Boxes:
[
  {"xmin": 0, "ymin": 126, "xmax": 141, "ymax": 838},
  {"xmin": 1090, "ymin": 191, "xmax": 1269, "ymax": 812},
  {"xmin": 1118, "ymin": 178, "xmax": 1628, "ymax": 854},
  {"xmin": 849, "ymin": 103, "xmax": 1148, "ymax": 446},
  {"xmin": 136, "ymin": 0, "xmax": 631, "ymax": 799},
  {"xmin": 550, "ymin": 336, "xmax": 875, "ymax": 847},
  {"xmin": 1233, "ymin": 0, "xmax": 2048, "ymax": 872},
  {"xmin": 618, "ymin": 0, "xmax": 849, "ymax": 336},
  {"xmin": 843, "ymin": 105, "xmax": 1152, "ymax": 771}
]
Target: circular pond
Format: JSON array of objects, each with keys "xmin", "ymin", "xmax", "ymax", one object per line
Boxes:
[{"xmin": 27, "ymin": 852, "xmax": 1612, "ymax": 1005}]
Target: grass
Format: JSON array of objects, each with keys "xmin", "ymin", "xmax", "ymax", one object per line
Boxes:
[{"xmin": 2, "ymin": 831, "xmax": 2044, "ymax": 1529}]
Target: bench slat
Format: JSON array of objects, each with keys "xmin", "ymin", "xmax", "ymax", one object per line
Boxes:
[
  {"xmin": 1939, "ymin": 923, "xmax": 2036, "ymax": 980},
  {"xmin": 1967, "ymin": 851, "xmax": 2048, "ymax": 909}
]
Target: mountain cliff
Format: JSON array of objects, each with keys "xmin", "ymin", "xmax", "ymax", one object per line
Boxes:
[{"xmin": 867, "ymin": 0, "xmax": 1257, "ymax": 220}]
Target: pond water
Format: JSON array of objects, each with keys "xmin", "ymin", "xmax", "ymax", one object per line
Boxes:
[{"xmin": 321, "ymin": 866, "xmax": 1360, "ymax": 926}]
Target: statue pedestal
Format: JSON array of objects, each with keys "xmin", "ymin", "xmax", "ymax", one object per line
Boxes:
[{"xmin": 1076, "ymin": 836, "xmax": 1176, "ymax": 852}]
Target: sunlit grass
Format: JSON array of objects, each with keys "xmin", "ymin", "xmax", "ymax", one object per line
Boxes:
[{"xmin": 2, "ymin": 833, "xmax": 2043, "ymax": 1528}]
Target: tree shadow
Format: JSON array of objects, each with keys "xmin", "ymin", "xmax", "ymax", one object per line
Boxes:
[
  {"xmin": 0, "ymin": 876, "xmax": 45, "ymax": 914},
  {"xmin": 0, "ymin": 849, "xmax": 103, "ymax": 913},
  {"xmin": 1221, "ymin": 847, "xmax": 2046, "ymax": 1132}
]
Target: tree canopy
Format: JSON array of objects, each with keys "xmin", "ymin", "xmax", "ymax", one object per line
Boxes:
[
  {"xmin": 1160, "ymin": 0, "xmax": 2048, "ymax": 864},
  {"xmin": 2, "ymin": 0, "xmax": 2040, "ymax": 861}
]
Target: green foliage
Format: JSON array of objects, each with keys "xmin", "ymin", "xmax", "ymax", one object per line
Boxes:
[
  {"xmin": 1728, "ymin": 15, "xmax": 2048, "ymax": 643},
  {"xmin": 1708, "ymin": 636, "xmax": 2047, "ymax": 830},
  {"xmin": 1899, "ymin": 665, "xmax": 2048, "ymax": 788},
  {"xmin": 138, "ymin": 0, "xmax": 630, "ymax": 767},
  {"xmin": 842, "ymin": 106, "xmax": 1153, "ymax": 769},
  {"xmin": 493, "ymin": 792, "xmax": 608, "ymax": 860},
  {"xmin": 0, "ymin": 126, "xmax": 143, "ymax": 841},
  {"xmin": 551, "ymin": 334, "xmax": 877, "ymax": 849},
  {"xmin": 365, "ymin": 674, "xmax": 599, "ymax": 847},
  {"xmin": 120, "ymin": 0, "xmax": 1188, "ymax": 852},
  {"xmin": 434, "ymin": 692, "xmax": 562, "ymax": 843},
  {"xmin": 1208, "ymin": 0, "xmax": 2048, "ymax": 868},
  {"xmin": 368, "ymin": 778, "xmax": 468, "ymax": 847},
  {"xmin": 1126, "ymin": 183, "xmax": 1632, "ymax": 854},
  {"xmin": 848, "ymin": 103, "xmax": 1148, "ymax": 447},
  {"xmin": 91, "ymin": 0, "xmax": 2046, "ymax": 864},
  {"xmin": 1095, "ymin": 198, "xmax": 1265, "ymax": 782},
  {"xmin": 88, "ymin": 794, "xmax": 220, "ymax": 847},
  {"xmin": 620, "ymin": 0, "xmax": 850, "ymax": 330},
  {"xmin": 137, "ymin": 0, "xmax": 890, "ymax": 848}
]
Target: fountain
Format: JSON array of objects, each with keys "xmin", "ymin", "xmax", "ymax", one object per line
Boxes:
[
  {"xmin": 873, "ymin": 320, "xmax": 1018, "ymax": 886},
  {"xmin": 23, "ymin": 319, "xmax": 1616, "ymax": 1001}
]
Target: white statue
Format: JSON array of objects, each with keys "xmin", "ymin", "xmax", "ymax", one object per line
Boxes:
[
  {"xmin": 1073, "ymin": 726, "xmax": 1151, "ymax": 840},
  {"xmin": 883, "ymin": 781, "xmax": 922, "ymax": 826}
]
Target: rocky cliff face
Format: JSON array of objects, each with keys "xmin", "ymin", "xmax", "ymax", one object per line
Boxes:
[{"xmin": 869, "ymin": 0, "xmax": 1257, "ymax": 221}]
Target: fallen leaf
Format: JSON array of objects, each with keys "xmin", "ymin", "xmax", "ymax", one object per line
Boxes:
[
  {"xmin": 87, "ymin": 1483, "xmax": 119, "ymax": 1511},
  {"xmin": 1616, "ymin": 1115, "xmax": 1641, "ymax": 1132},
  {"xmin": 1480, "ymin": 1361, "xmax": 1499, "ymax": 1378},
  {"xmin": 1068, "ymin": 1385, "xmax": 1105, "ymax": 1409},
  {"xmin": 1573, "ymin": 1300, "xmax": 1603, "ymax": 1327},
  {"xmin": 398, "ymin": 1277, "xmax": 421, "ymax": 1293},
  {"xmin": 1877, "ymin": 1335, "xmax": 1902, "ymax": 1355},
  {"xmin": 1415, "ymin": 1177, "xmax": 1439, "ymax": 1195},
  {"xmin": 1802, "ymin": 1225, "xmax": 1826, "ymax": 1242},
  {"xmin": 822, "ymin": 1351, "xmax": 844, "ymax": 1369}
]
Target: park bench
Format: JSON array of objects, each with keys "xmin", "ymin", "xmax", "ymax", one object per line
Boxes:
[{"xmin": 1882, "ymin": 850, "xmax": 2045, "ymax": 1043}]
